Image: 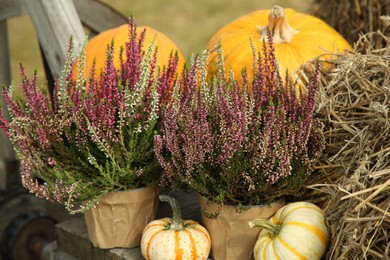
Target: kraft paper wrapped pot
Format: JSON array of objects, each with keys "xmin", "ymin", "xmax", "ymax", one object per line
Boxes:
[
  {"xmin": 84, "ymin": 185, "xmax": 159, "ymax": 249},
  {"xmin": 199, "ymin": 196, "xmax": 285, "ymax": 260}
]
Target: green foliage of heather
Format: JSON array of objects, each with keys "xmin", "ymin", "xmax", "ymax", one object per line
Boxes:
[
  {"xmin": 0, "ymin": 20, "xmax": 180, "ymax": 213},
  {"xmin": 155, "ymin": 42, "xmax": 325, "ymax": 212}
]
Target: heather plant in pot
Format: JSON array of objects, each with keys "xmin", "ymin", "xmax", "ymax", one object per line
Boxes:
[
  {"xmin": 0, "ymin": 19, "xmax": 181, "ymax": 248},
  {"xmin": 154, "ymin": 41, "xmax": 325, "ymax": 259}
]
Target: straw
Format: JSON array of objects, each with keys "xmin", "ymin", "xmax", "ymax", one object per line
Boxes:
[
  {"xmin": 299, "ymin": 32, "xmax": 390, "ymax": 259},
  {"xmin": 311, "ymin": 0, "xmax": 390, "ymax": 49}
]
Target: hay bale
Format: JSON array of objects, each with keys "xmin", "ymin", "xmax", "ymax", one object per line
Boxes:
[
  {"xmin": 300, "ymin": 33, "xmax": 390, "ymax": 259},
  {"xmin": 311, "ymin": 0, "xmax": 390, "ymax": 49}
]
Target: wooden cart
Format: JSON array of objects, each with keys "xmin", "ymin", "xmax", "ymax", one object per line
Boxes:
[{"xmin": 0, "ymin": 1, "xmax": 127, "ymax": 259}]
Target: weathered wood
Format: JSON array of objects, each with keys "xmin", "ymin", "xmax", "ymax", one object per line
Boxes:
[
  {"xmin": 55, "ymin": 217, "xmax": 144, "ymax": 260},
  {"xmin": 0, "ymin": 21, "xmax": 11, "ymax": 86},
  {"xmin": 41, "ymin": 242, "xmax": 78, "ymax": 260},
  {"xmin": 0, "ymin": 0, "xmax": 26, "ymax": 21},
  {"xmin": 0, "ymin": 0, "xmax": 127, "ymax": 32},
  {"xmin": 0, "ymin": 134, "xmax": 8, "ymax": 190},
  {"xmin": 21, "ymin": 0, "xmax": 86, "ymax": 78},
  {"xmin": 74, "ymin": 0, "xmax": 127, "ymax": 33},
  {"xmin": 0, "ymin": 20, "xmax": 16, "ymax": 191},
  {"xmin": 0, "ymin": 0, "xmax": 129, "ymax": 190}
]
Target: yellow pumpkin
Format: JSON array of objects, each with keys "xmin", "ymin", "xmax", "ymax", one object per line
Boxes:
[
  {"xmin": 141, "ymin": 195, "xmax": 211, "ymax": 260},
  {"xmin": 75, "ymin": 23, "xmax": 184, "ymax": 80},
  {"xmin": 207, "ymin": 5, "xmax": 351, "ymax": 83},
  {"xmin": 249, "ymin": 201, "xmax": 329, "ymax": 260}
]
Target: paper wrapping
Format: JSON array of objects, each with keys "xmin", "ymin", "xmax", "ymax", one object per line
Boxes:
[
  {"xmin": 199, "ymin": 196, "xmax": 285, "ymax": 260},
  {"xmin": 84, "ymin": 185, "xmax": 159, "ymax": 249}
]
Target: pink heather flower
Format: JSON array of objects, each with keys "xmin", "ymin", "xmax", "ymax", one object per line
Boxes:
[
  {"xmin": 156, "ymin": 39, "xmax": 325, "ymax": 206},
  {"xmin": 0, "ymin": 18, "xmax": 180, "ymax": 212},
  {"xmin": 47, "ymin": 158, "xmax": 57, "ymax": 167}
]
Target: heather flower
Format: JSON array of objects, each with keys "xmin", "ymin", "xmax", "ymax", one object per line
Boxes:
[
  {"xmin": 0, "ymin": 19, "xmax": 180, "ymax": 213},
  {"xmin": 155, "ymin": 41, "xmax": 325, "ymax": 209}
]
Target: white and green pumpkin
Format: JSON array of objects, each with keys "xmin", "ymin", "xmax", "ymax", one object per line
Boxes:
[
  {"xmin": 249, "ymin": 201, "xmax": 329, "ymax": 260},
  {"xmin": 141, "ymin": 195, "xmax": 211, "ymax": 260}
]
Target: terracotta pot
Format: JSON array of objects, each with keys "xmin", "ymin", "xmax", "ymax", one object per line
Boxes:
[
  {"xmin": 84, "ymin": 185, "xmax": 159, "ymax": 249},
  {"xmin": 198, "ymin": 196, "xmax": 285, "ymax": 260}
]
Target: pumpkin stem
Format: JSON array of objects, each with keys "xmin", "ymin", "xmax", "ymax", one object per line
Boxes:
[
  {"xmin": 257, "ymin": 5, "xmax": 298, "ymax": 44},
  {"xmin": 249, "ymin": 219, "xmax": 281, "ymax": 237},
  {"xmin": 159, "ymin": 195, "xmax": 183, "ymax": 230}
]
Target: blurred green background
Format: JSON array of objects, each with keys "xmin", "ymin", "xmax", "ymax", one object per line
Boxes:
[{"xmin": 7, "ymin": 0, "xmax": 312, "ymax": 87}]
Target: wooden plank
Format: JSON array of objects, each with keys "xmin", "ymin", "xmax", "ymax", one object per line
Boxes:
[
  {"xmin": 0, "ymin": 20, "xmax": 16, "ymax": 191},
  {"xmin": 21, "ymin": 0, "xmax": 86, "ymax": 78},
  {"xmin": 56, "ymin": 217, "xmax": 144, "ymax": 260},
  {"xmin": 0, "ymin": 0, "xmax": 26, "ymax": 21},
  {"xmin": 0, "ymin": 20, "xmax": 11, "ymax": 86},
  {"xmin": 74, "ymin": 0, "xmax": 127, "ymax": 34},
  {"xmin": 0, "ymin": 133, "xmax": 9, "ymax": 190}
]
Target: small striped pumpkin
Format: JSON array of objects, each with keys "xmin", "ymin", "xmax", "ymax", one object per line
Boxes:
[
  {"xmin": 141, "ymin": 195, "xmax": 211, "ymax": 260},
  {"xmin": 249, "ymin": 201, "xmax": 329, "ymax": 260}
]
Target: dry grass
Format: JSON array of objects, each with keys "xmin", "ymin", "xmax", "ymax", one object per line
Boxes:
[
  {"xmin": 300, "ymin": 32, "xmax": 390, "ymax": 259},
  {"xmin": 311, "ymin": 0, "xmax": 390, "ymax": 49}
]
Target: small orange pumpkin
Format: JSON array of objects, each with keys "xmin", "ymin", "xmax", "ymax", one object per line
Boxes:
[
  {"xmin": 75, "ymin": 23, "xmax": 184, "ymax": 80},
  {"xmin": 207, "ymin": 5, "xmax": 351, "ymax": 83},
  {"xmin": 141, "ymin": 195, "xmax": 211, "ymax": 260}
]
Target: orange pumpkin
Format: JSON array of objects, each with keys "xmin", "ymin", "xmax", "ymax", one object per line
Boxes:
[
  {"xmin": 207, "ymin": 5, "xmax": 351, "ymax": 84},
  {"xmin": 141, "ymin": 195, "xmax": 211, "ymax": 260},
  {"xmin": 75, "ymin": 23, "xmax": 184, "ymax": 81}
]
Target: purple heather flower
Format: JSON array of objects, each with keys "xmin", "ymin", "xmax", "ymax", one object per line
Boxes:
[
  {"xmin": 156, "ymin": 40, "xmax": 324, "ymax": 206},
  {"xmin": 0, "ymin": 18, "xmax": 180, "ymax": 212}
]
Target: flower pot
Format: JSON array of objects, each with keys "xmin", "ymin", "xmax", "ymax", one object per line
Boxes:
[
  {"xmin": 198, "ymin": 196, "xmax": 285, "ymax": 260},
  {"xmin": 84, "ymin": 185, "xmax": 159, "ymax": 249}
]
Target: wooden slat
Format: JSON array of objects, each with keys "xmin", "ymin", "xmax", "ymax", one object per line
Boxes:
[
  {"xmin": 0, "ymin": 20, "xmax": 16, "ymax": 191},
  {"xmin": 74, "ymin": 0, "xmax": 127, "ymax": 34},
  {"xmin": 0, "ymin": 0, "xmax": 26, "ymax": 21},
  {"xmin": 0, "ymin": 0, "xmax": 127, "ymax": 33},
  {"xmin": 56, "ymin": 217, "xmax": 144, "ymax": 260},
  {"xmin": 0, "ymin": 20, "xmax": 11, "ymax": 86},
  {"xmin": 0, "ymin": 134, "xmax": 9, "ymax": 190},
  {"xmin": 21, "ymin": 0, "xmax": 86, "ymax": 78}
]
